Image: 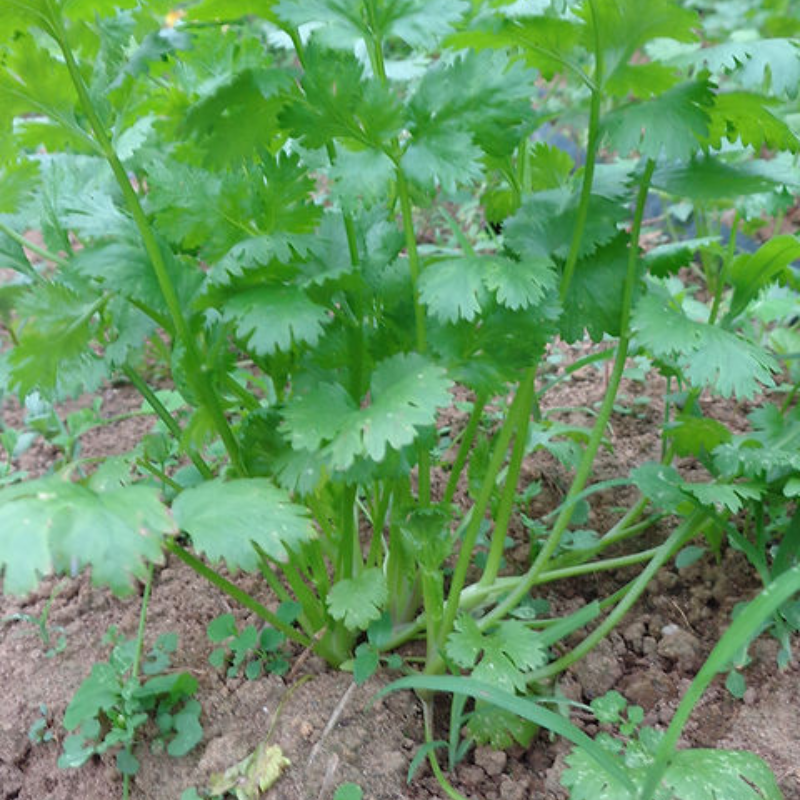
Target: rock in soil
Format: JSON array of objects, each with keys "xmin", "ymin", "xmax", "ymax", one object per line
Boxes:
[
  {"xmin": 657, "ymin": 625, "xmax": 702, "ymax": 673},
  {"xmin": 572, "ymin": 638, "xmax": 623, "ymax": 700}
]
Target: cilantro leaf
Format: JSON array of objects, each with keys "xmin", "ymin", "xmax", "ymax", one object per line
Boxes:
[
  {"xmin": 419, "ymin": 254, "xmax": 556, "ymax": 323},
  {"xmin": 448, "ymin": 15, "xmax": 583, "ymax": 81},
  {"xmin": 328, "ymin": 149, "xmax": 395, "ymax": 211},
  {"xmin": 0, "ymin": 31, "xmax": 85, "ymax": 145},
  {"xmin": 686, "ymin": 483, "xmax": 761, "ymax": 514},
  {"xmin": 172, "ymin": 478, "xmax": 315, "ymax": 569},
  {"xmin": 280, "ymin": 44, "xmax": 402, "ymax": 151},
  {"xmin": 223, "ymin": 286, "xmax": 331, "ymax": 355},
  {"xmin": 677, "ymin": 38, "xmax": 800, "ymax": 99},
  {"xmin": 401, "ymin": 51, "xmax": 538, "ymax": 191},
  {"xmin": 560, "ymin": 235, "xmax": 631, "ymax": 343},
  {"xmin": 705, "ymin": 92, "xmax": 799, "ymax": 154},
  {"xmin": 602, "ymin": 79, "xmax": 713, "ymax": 161},
  {"xmin": 496, "ymin": 620, "xmax": 547, "ymax": 672},
  {"xmin": 356, "ymin": 352, "xmax": 452, "ymax": 462},
  {"xmin": 327, "ymin": 568, "xmax": 388, "ymax": 631},
  {"xmin": 402, "ymin": 124, "xmax": 483, "ymax": 194},
  {"xmin": 633, "ymin": 291, "xmax": 779, "ymax": 399},
  {"xmin": 504, "ymin": 188, "xmax": 628, "ymax": 261},
  {"xmin": 579, "ymin": 0, "xmax": 698, "ymax": 89},
  {"xmin": 407, "ymin": 51, "xmax": 538, "ymax": 159},
  {"xmin": 0, "ymin": 477, "xmax": 168, "ymax": 596},
  {"xmin": 180, "ymin": 67, "xmax": 291, "ymax": 166},
  {"xmin": 652, "ymin": 157, "xmax": 782, "ymax": 201},
  {"xmin": 275, "ymin": 0, "xmax": 467, "ymax": 49},
  {"xmin": 631, "ymin": 462, "xmax": 692, "ymax": 513},
  {"xmin": 146, "ymin": 154, "xmax": 319, "ymax": 261},
  {"xmin": 563, "ymin": 739, "xmax": 782, "ymax": 800},
  {"xmin": 420, "ymin": 257, "xmax": 487, "ymax": 323},
  {"xmin": 446, "ymin": 614, "xmax": 484, "ymax": 669},
  {"xmin": 8, "ymin": 283, "xmax": 105, "ymax": 399},
  {"xmin": 446, "ymin": 616, "xmax": 546, "ymax": 688},
  {"xmin": 282, "ymin": 353, "xmax": 452, "ymax": 470}
]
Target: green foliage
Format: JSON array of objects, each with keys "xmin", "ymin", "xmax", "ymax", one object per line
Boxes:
[
  {"xmin": 1, "ymin": 580, "xmax": 67, "ymax": 656},
  {"xmin": 0, "ymin": 476, "xmax": 169, "ymax": 595},
  {"xmin": 327, "ymin": 568, "xmax": 388, "ymax": 632},
  {"xmin": 0, "ymin": 1, "xmax": 797, "ymax": 795},
  {"xmin": 333, "ymin": 784, "xmax": 363, "ymax": 800},
  {"xmin": 59, "ymin": 628, "xmax": 202, "ymax": 775},
  {"xmin": 172, "ymin": 479, "xmax": 315, "ymax": 568},
  {"xmin": 283, "ymin": 353, "xmax": 453, "ymax": 472},
  {"xmin": 562, "ymin": 691, "xmax": 781, "ymax": 800},
  {"xmin": 445, "ymin": 616, "xmax": 546, "ymax": 746},
  {"xmin": 632, "ymin": 287, "xmax": 779, "ymax": 399},
  {"xmin": 207, "ymin": 607, "xmax": 297, "ymax": 679}
]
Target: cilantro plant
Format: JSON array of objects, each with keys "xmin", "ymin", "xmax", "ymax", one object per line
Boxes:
[{"xmin": 2, "ymin": 0, "xmax": 800, "ymax": 796}]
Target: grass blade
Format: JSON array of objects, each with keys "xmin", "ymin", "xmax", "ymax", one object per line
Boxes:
[
  {"xmin": 639, "ymin": 564, "xmax": 800, "ymax": 800},
  {"xmin": 376, "ymin": 675, "xmax": 635, "ymax": 793}
]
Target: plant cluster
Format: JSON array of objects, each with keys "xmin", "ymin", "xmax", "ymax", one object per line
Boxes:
[
  {"xmin": 59, "ymin": 625, "xmax": 202, "ymax": 788},
  {"xmin": 1, "ymin": 0, "xmax": 800, "ymax": 797}
]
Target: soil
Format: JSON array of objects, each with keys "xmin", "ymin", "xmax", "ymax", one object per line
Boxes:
[{"xmin": 2, "ymin": 361, "xmax": 800, "ymax": 800}]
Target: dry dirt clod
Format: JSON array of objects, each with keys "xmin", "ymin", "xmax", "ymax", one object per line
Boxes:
[
  {"xmin": 657, "ymin": 625, "xmax": 702, "ymax": 673},
  {"xmin": 572, "ymin": 639, "xmax": 623, "ymax": 699},
  {"xmin": 474, "ymin": 745, "xmax": 507, "ymax": 776},
  {"xmin": 622, "ymin": 620, "xmax": 646, "ymax": 653},
  {"xmin": 620, "ymin": 667, "xmax": 674, "ymax": 711}
]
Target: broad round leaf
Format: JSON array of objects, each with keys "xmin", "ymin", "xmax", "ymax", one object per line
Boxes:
[{"xmin": 173, "ymin": 479, "xmax": 315, "ymax": 569}]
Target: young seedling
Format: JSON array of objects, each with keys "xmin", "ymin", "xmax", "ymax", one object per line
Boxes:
[
  {"xmin": 59, "ymin": 627, "xmax": 202, "ymax": 782},
  {"xmin": 28, "ymin": 703, "xmax": 55, "ymax": 745},
  {"xmin": 1, "ymin": 580, "xmax": 67, "ymax": 657},
  {"xmin": 207, "ymin": 603, "xmax": 300, "ymax": 680}
]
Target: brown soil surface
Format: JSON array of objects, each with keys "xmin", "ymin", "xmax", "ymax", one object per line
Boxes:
[{"xmin": 2, "ymin": 366, "xmax": 799, "ymax": 800}]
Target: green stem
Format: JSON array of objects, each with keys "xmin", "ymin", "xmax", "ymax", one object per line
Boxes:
[
  {"xmin": 165, "ymin": 540, "xmax": 311, "ymax": 647},
  {"xmin": 222, "ymin": 374, "xmax": 261, "ymax": 412},
  {"xmin": 423, "ymin": 701, "xmax": 471, "ymax": 800},
  {"xmin": 51, "ymin": 7, "xmax": 244, "ymax": 474},
  {"xmin": 278, "ymin": 557, "xmax": 327, "ymax": 631},
  {"xmin": 595, "ymin": 496, "xmax": 651, "ymax": 547},
  {"xmin": 122, "ymin": 562, "xmax": 155, "ymax": 800},
  {"xmin": 339, "ymin": 485, "xmax": 360, "ymax": 579},
  {"xmin": 443, "ymin": 392, "xmax": 488, "ymax": 506},
  {"xmin": 459, "ymin": 545, "xmax": 657, "ymax": 614},
  {"xmin": 305, "ymin": 542, "xmax": 331, "ymax": 596},
  {"xmin": 422, "ymin": 570, "xmax": 443, "ymax": 666},
  {"xmin": 366, "ymin": 483, "xmax": 391, "ymax": 568},
  {"xmin": 479, "ymin": 371, "xmax": 536, "ymax": 586},
  {"xmin": 482, "ymin": 159, "xmax": 656, "ymax": 626},
  {"xmin": 526, "ymin": 510, "xmax": 708, "ymax": 683},
  {"xmin": 435, "ymin": 371, "xmax": 536, "ymax": 659},
  {"xmin": 121, "ymin": 364, "xmax": 213, "ymax": 480},
  {"xmin": 709, "ymin": 210, "xmax": 739, "ymax": 325},
  {"xmin": 536, "ymin": 546, "xmax": 659, "ymax": 584},
  {"xmin": 0, "ymin": 222, "xmax": 65, "ymax": 275},
  {"xmin": 396, "ymin": 167, "xmax": 431, "ymax": 504},
  {"xmin": 396, "ymin": 168, "xmax": 427, "ymax": 354},
  {"xmin": 136, "ymin": 458, "xmax": 182, "ymax": 492},
  {"xmin": 559, "ymin": 0, "xmax": 605, "ymax": 302},
  {"xmin": 131, "ymin": 564, "xmax": 155, "ymax": 681}
]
